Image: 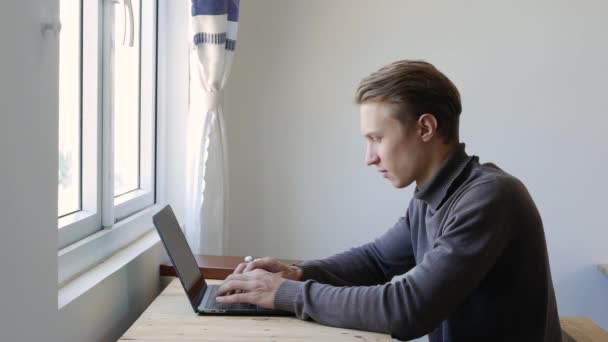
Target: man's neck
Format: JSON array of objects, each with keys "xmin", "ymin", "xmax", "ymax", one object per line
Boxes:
[{"xmin": 415, "ymin": 142, "xmax": 460, "ymax": 189}]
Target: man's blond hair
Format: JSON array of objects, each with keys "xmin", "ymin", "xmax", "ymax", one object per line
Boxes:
[{"xmin": 355, "ymin": 60, "xmax": 462, "ymax": 143}]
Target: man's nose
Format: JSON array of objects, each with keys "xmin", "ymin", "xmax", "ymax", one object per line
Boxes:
[{"xmin": 366, "ymin": 147, "xmax": 379, "ymax": 166}]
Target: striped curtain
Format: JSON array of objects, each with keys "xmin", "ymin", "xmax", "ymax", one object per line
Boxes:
[{"xmin": 185, "ymin": 0, "xmax": 239, "ymax": 255}]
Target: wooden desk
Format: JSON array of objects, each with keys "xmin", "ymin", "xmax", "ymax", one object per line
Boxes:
[
  {"xmin": 119, "ymin": 278, "xmax": 391, "ymax": 341},
  {"xmin": 560, "ymin": 316, "xmax": 608, "ymax": 342}
]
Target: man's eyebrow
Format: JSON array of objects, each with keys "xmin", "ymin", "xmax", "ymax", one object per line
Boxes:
[{"xmin": 363, "ymin": 131, "xmax": 379, "ymax": 137}]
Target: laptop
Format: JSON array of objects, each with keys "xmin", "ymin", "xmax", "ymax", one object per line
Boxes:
[{"xmin": 153, "ymin": 205, "xmax": 293, "ymax": 316}]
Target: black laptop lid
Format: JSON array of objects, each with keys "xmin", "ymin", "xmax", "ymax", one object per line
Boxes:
[{"xmin": 153, "ymin": 205, "xmax": 207, "ymax": 310}]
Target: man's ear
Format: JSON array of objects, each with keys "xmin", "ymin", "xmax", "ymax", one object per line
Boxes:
[{"xmin": 417, "ymin": 113, "xmax": 438, "ymax": 142}]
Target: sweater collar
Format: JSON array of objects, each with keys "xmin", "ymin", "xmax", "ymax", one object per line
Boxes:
[{"xmin": 414, "ymin": 143, "xmax": 473, "ymax": 210}]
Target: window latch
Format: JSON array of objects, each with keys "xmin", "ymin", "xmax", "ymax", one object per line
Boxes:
[{"xmin": 112, "ymin": 0, "xmax": 134, "ymax": 47}]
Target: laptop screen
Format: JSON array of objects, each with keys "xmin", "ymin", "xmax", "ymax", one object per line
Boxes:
[{"xmin": 153, "ymin": 205, "xmax": 206, "ymax": 307}]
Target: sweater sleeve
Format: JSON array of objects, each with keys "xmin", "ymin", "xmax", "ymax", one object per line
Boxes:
[
  {"xmin": 274, "ymin": 181, "xmax": 514, "ymax": 341},
  {"xmin": 296, "ymin": 212, "xmax": 417, "ymax": 286}
]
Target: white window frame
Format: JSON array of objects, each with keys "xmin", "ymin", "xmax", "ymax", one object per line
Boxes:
[
  {"xmin": 107, "ymin": 0, "xmax": 157, "ymax": 223},
  {"xmin": 58, "ymin": 0, "xmax": 160, "ymax": 286},
  {"xmin": 58, "ymin": 0, "xmax": 102, "ymax": 250},
  {"xmin": 114, "ymin": 0, "xmax": 157, "ymax": 220}
]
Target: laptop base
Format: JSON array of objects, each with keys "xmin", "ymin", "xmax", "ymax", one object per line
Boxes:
[{"xmin": 197, "ymin": 284, "xmax": 292, "ymax": 316}]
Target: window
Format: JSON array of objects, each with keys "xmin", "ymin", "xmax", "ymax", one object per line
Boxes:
[
  {"xmin": 58, "ymin": 0, "xmax": 157, "ymax": 250},
  {"xmin": 58, "ymin": 0, "xmax": 82, "ymax": 218},
  {"xmin": 113, "ymin": 0, "xmax": 142, "ymax": 198}
]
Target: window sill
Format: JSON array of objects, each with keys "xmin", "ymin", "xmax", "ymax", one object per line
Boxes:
[
  {"xmin": 58, "ymin": 229, "xmax": 160, "ymax": 309},
  {"xmin": 58, "ymin": 204, "xmax": 164, "ymax": 289}
]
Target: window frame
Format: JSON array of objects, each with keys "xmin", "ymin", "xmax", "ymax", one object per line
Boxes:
[
  {"xmin": 58, "ymin": 0, "xmax": 102, "ymax": 249},
  {"xmin": 58, "ymin": 0, "xmax": 157, "ymax": 250},
  {"xmin": 113, "ymin": 0, "xmax": 157, "ymax": 221}
]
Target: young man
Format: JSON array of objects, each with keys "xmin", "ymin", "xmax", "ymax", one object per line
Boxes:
[{"xmin": 216, "ymin": 60, "xmax": 562, "ymax": 341}]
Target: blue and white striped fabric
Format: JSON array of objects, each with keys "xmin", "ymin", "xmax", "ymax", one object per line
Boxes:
[
  {"xmin": 186, "ymin": 0, "xmax": 239, "ymax": 255},
  {"xmin": 191, "ymin": 0, "xmax": 239, "ymax": 95}
]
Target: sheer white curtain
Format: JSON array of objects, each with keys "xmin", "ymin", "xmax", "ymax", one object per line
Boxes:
[{"xmin": 186, "ymin": 0, "xmax": 239, "ymax": 255}]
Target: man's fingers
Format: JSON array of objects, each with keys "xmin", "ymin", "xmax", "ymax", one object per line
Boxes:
[
  {"xmin": 243, "ymin": 259, "xmax": 261, "ymax": 273},
  {"xmin": 217, "ymin": 279, "xmax": 253, "ymax": 296},
  {"xmin": 233, "ymin": 263, "xmax": 248, "ymax": 275},
  {"xmin": 215, "ymin": 292, "xmax": 252, "ymax": 304},
  {"xmin": 223, "ymin": 272, "xmax": 254, "ymax": 295},
  {"xmin": 234, "ymin": 257, "xmax": 271, "ymax": 275},
  {"xmin": 224, "ymin": 273, "xmax": 247, "ymax": 282},
  {"xmin": 243, "ymin": 257, "xmax": 275, "ymax": 273}
]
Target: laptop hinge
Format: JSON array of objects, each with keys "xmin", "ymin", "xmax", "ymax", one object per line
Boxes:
[{"xmin": 189, "ymin": 276, "xmax": 208, "ymax": 309}]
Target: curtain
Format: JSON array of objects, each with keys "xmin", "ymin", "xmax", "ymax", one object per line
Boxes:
[{"xmin": 185, "ymin": 0, "xmax": 239, "ymax": 255}]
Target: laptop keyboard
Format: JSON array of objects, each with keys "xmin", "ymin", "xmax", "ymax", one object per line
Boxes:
[{"xmin": 203, "ymin": 285, "xmax": 257, "ymax": 310}]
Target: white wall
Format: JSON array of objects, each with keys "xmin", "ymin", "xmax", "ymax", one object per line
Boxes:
[
  {"xmin": 223, "ymin": 0, "xmax": 608, "ymax": 332},
  {"xmin": 0, "ymin": 1, "xmax": 168, "ymax": 341},
  {"xmin": 0, "ymin": 1, "xmax": 59, "ymax": 340}
]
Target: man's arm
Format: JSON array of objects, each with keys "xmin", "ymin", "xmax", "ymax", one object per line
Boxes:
[
  {"xmin": 297, "ymin": 213, "xmax": 417, "ymax": 286},
  {"xmin": 274, "ymin": 180, "xmax": 514, "ymax": 340}
]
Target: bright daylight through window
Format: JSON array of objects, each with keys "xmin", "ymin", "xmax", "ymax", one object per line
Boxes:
[
  {"xmin": 58, "ymin": 0, "xmax": 156, "ymax": 250},
  {"xmin": 113, "ymin": 0, "xmax": 141, "ymax": 197},
  {"xmin": 58, "ymin": 0, "xmax": 82, "ymax": 218}
]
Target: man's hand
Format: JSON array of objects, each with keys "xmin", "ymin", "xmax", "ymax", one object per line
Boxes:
[
  {"xmin": 216, "ymin": 269, "xmax": 286, "ymax": 308},
  {"xmin": 233, "ymin": 257, "xmax": 303, "ymax": 281}
]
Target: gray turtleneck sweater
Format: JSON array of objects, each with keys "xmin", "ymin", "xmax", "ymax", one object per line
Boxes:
[{"xmin": 273, "ymin": 145, "xmax": 562, "ymax": 341}]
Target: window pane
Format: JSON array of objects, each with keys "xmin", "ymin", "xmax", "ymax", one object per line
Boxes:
[
  {"xmin": 113, "ymin": 0, "xmax": 141, "ymax": 197},
  {"xmin": 58, "ymin": 0, "xmax": 82, "ymax": 217}
]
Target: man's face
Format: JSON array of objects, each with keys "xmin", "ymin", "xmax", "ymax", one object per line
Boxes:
[{"xmin": 360, "ymin": 101, "xmax": 425, "ymax": 188}]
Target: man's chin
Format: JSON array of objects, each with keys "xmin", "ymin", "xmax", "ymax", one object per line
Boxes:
[{"xmin": 390, "ymin": 178, "xmax": 413, "ymax": 189}]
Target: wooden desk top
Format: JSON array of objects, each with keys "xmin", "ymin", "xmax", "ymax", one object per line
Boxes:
[
  {"xmin": 560, "ymin": 316, "xmax": 608, "ymax": 342},
  {"xmin": 119, "ymin": 278, "xmax": 391, "ymax": 342}
]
